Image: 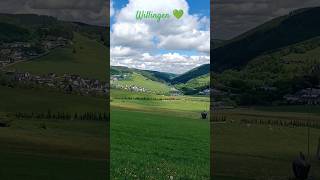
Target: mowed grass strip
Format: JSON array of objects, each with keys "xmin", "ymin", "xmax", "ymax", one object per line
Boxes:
[{"xmin": 111, "ymin": 107, "xmax": 210, "ymax": 179}]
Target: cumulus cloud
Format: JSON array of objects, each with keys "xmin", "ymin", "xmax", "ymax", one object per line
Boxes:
[
  {"xmin": 111, "ymin": 22, "xmax": 154, "ymax": 49},
  {"xmin": 111, "ymin": 0, "xmax": 209, "ymax": 52},
  {"xmin": 0, "ymin": 0, "xmax": 107, "ymax": 26},
  {"xmin": 111, "ymin": 52, "xmax": 210, "ymax": 74},
  {"xmin": 111, "ymin": 46, "xmax": 138, "ymax": 57},
  {"xmin": 110, "ymin": 0, "xmax": 210, "ymax": 73}
]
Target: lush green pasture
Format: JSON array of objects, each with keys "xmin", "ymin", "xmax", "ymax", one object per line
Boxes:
[
  {"xmin": 110, "ymin": 89, "xmax": 210, "ymax": 179},
  {"xmin": 112, "ymin": 73, "xmax": 172, "ymax": 94},
  {"xmin": 0, "ymin": 85, "xmax": 108, "ymax": 180},
  {"xmin": 0, "ymin": 118, "xmax": 107, "ymax": 180},
  {"xmin": 212, "ymin": 108, "xmax": 320, "ymax": 179},
  {"xmin": 7, "ymin": 33, "xmax": 108, "ymax": 80},
  {"xmin": 111, "ymin": 89, "xmax": 209, "ymax": 112},
  {"xmin": 111, "ymin": 107, "xmax": 210, "ymax": 179}
]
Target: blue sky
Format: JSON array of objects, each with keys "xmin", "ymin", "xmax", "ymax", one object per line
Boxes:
[
  {"xmin": 110, "ymin": 0, "xmax": 210, "ymax": 74},
  {"xmin": 112, "ymin": 0, "xmax": 210, "ymax": 16},
  {"xmin": 111, "ymin": 0, "xmax": 210, "ymax": 25}
]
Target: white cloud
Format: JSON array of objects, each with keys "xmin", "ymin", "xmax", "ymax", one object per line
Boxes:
[
  {"xmin": 111, "ymin": 52, "xmax": 210, "ymax": 74},
  {"xmin": 110, "ymin": 0, "xmax": 210, "ymax": 73},
  {"xmin": 111, "ymin": 46, "xmax": 138, "ymax": 57},
  {"xmin": 111, "ymin": 22, "xmax": 154, "ymax": 49},
  {"xmin": 111, "ymin": 0, "xmax": 209, "ymax": 52},
  {"xmin": 158, "ymin": 30, "xmax": 210, "ymax": 53}
]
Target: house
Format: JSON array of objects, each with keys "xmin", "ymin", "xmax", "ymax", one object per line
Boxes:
[
  {"xmin": 199, "ymin": 89, "xmax": 210, "ymax": 95},
  {"xmin": 170, "ymin": 88, "xmax": 181, "ymax": 96}
]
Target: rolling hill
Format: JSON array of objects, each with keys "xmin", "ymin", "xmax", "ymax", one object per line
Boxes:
[
  {"xmin": 0, "ymin": 13, "xmax": 108, "ymax": 80},
  {"xmin": 175, "ymin": 74, "xmax": 210, "ymax": 95},
  {"xmin": 111, "ymin": 66, "xmax": 177, "ymax": 83},
  {"xmin": 8, "ymin": 33, "xmax": 108, "ymax": 80},
  {"xmin": 213, "ymin": 7, "xmax": 320, "ymax": 105},
  {"xmin": 0, "ymin": 22, "xmax": 31, "ymax": 42},
  {"xmin": 0, "ymin": 13, "xmax": 107, "ymax": 45},
  {"xmin": 111, "ymin": 72, "xmax": 173, "ymax": 94},
  {"xmin": 111, "ymin": 65, "xmax": 210, "ymax": 95},
  {"xmin": 171, "ymin": 64, "xmax": 210, "ymax": 84},
  {"xmin": 212, "ymin": 7, "xmax": 320, "ymax": 72}
]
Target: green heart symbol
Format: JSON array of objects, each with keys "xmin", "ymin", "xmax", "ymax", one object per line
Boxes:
[{"xmin": 173, "ymin": 9, "xmax": 184, "ymax": 19}]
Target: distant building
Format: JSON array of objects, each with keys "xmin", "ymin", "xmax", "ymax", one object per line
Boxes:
[
  {"xmin": 284, "ymin": 88, "xmax": 320, "ymax": 105},
  {"xmin": 170, "ymin": 87, "xmax": 181, "ymax": 96}
]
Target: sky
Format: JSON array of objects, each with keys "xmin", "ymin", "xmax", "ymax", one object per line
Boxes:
[
  {"xmin": 0, "ymin": 0, "xmax": 107, "ymax": 26},
  {"xmin": 213, "ymin": 0, "xmax": 320, "ymax": 40},
  {"xmin": 110, "ymin": 0, "xmax": 210, "ymax": 74}
]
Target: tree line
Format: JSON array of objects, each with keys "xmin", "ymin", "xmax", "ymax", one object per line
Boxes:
[
  {"xmin": 15, "ymin": 110, "xmax": 108, "ymax": 121},
  {"xmin": 241, "ymin": 119, "xmax": 320, "ymax": 129}
]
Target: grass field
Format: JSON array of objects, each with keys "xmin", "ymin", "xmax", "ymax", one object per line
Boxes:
[
  {"xmin": 0, "ymin": 86, "xmax": 107, "ymax": 113},
  {"xmin": 110, "ymin": 89, "xmax": 210, "ymax": 179},
  {"xmin": 7, "ymin": 33, "xmax": 108, "ymax": 80},
  {"xmin": 0, "ymin": 85, "xmax": 107, "ymax": 180},
  {"xmin": 111, "ymin": 89, "xmax": 209, "ymax": 112},
  {"xmin": 0, "ymin": 118, "xmax": 107, "ymax": 180},
  {"xmin": 212, "ymin": 108, "xmax": 320, "ymax": 179}
]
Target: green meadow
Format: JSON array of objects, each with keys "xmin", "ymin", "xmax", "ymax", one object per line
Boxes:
[
  {"xmin": 212, "ymin": 108, "xmax": 320, "ymax": 179},
  {"xmin": 110, "ymin": 89, "xmax": 210, "ymax": 179},
  {"xmin": 0, "ymin": 86, "xmax": 107, "ymax": 180}
]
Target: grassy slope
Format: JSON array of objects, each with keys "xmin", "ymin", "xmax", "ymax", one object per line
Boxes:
[
  {"xmin": 176, "ymin": 74, "xmax": 210, "ymax": 94},
  {"xmin": 212, "ymin": 7, "xmax": 320, "ymax": 72},
  {"xmin": 113, "ymin": 73, "xmax": 172, "ymax": 94},
  {"xmin": 172, "ymin": 64, "xmax": 210, "ymax": 84},
  {"xmin": 8, "ymin": 33, "xmax": 108, "ymax": 80}
]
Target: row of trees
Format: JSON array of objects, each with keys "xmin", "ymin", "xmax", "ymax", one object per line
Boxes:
[
  {"xmin": 211, "ymin": 114, "xmax": 227, "ymax": 122},
  {"xmin": 15, "ymin": 111, "xmax": 108, "ymax": 121},
  {"xmin": 241, "ymin": 119, "xmax": 320, "ymax": 129}
]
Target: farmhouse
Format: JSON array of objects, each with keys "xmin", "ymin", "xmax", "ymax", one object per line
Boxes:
[
  {"xmin": 199, "ymin": 88, "xmax": 210, "ymax": 95},
  {"xmin": 170, "ymin": 87, "xmax": 181, "ymax": 96}
]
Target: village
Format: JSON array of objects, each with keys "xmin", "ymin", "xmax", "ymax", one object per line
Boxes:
[
  {"xmin": 4, "ymin": 71, "xmax": 108, "ymax": 96},
  {"xmin": 284, "ymin": 87, "xmax": 320, "ymax": 105},
  {"xmin": 0, "ymin": 36, "xmax": 69, "ymax": 68}
]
